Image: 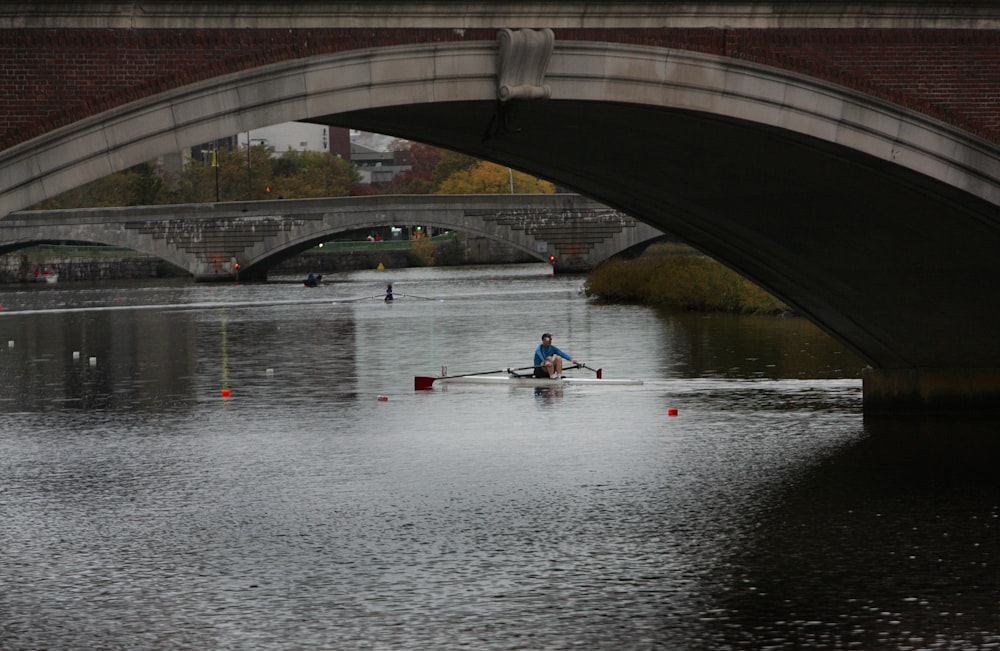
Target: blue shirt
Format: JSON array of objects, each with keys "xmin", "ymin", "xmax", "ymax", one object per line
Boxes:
[{"xmin": 534, "ymin": 343, "xmax": 571, "ymax": 367}]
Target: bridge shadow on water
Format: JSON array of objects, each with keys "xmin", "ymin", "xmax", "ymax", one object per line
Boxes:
[{"xmin": 700, "ymin": 417, "xmax": 1000, "ymax": 649}]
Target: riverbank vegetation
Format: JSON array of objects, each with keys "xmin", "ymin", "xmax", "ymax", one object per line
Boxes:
[
  {"xmin": 585, "ymin": 243, "xmax": 790, "ymax": 314},
  {"xmin": 28, "ymin": 141, "xmax": 554, "ymax": 210}
]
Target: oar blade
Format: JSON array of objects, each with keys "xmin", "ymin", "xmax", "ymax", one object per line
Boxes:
[{"xmin": 414, "ymin": 376, "xmax": 437, "ymax": 391}]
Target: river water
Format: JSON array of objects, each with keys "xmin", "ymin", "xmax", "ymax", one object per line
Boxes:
[{"xmin": 1, "ymin": 263, "xmax": 998, "ymax": 650}]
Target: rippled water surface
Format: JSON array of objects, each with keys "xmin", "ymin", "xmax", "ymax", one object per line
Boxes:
[{"xmin": 1, "ymin": 265, "xmax": 998, "ymax": 650}]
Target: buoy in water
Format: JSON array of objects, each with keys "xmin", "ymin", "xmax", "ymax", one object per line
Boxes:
[
  {"xmin": 73, "ymin": 351, "xmax": 80, "ymax": 360},
  {"xmin": 88, "ymin": 356, "xmax": 97, "ymax": 367},
  {"xmin": 221, "ymin": 388, "xmax": 232, "ymax": 398},
  {"xmin": 667, "ymin": 408, "xmax": 679, "ymax": 416},
  {"xmin": 377, "ymin": 395, "xmax": 389, "ymax": 402}
]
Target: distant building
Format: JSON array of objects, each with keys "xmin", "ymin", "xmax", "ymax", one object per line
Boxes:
[
  {"xmin": 350, "ymin": 140, "xmax": 412, "ymax": 185},
  {"xmin": 191, "ymin": 123, "xmax": 411, "ymax": 185},
  {"xmin": 237, "ymin": 123, "xmax": 329, "ymax": 154}
]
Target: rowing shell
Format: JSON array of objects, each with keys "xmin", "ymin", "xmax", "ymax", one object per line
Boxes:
[{"xmin": 414, "ymin": 374, "xmax": 642, "ymax": 390}]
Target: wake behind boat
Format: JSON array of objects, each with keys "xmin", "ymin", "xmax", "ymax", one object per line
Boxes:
[{"xmin": 414, "ymin": 364, "xmax": 642, "ymax": 390}]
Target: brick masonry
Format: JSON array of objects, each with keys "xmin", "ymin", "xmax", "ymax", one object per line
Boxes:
[{"xmin": 3, "ymin": 27, "xmax": 999, "ymax": 150}]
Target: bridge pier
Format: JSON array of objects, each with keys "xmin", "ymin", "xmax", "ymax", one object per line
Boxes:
[{"xmin": 863, "ymin": 367, "xmax": 1000, "ymax": 416}]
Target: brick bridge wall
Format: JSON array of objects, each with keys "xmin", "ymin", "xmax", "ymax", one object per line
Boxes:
[{"xmin": 3, "ymin": 27, "xmax": 1000, "ymax": 151}]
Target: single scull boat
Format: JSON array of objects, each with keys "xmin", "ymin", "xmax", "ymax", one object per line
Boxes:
[{"xmin": 414, "ymin": 365, "xmax": 642, "ymax": 390}]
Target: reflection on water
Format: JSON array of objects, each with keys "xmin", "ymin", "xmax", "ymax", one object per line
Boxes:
[
  {"xmin": 658, "ymin": 308, "xmax": 857, "ymax": 380},
  {"xmin": 705, "ymin": 418, "xmax": 1000, "ymax": 650},
  {"xmin": 0, "ymin": 267, "xmax": 997, "ymax": 649},
  {"xmin": 533, "ymin": 385, "xmax": 564, "ymax": 407}
]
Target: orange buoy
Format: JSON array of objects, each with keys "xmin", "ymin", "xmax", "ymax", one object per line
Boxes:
[
  {"xmin": 667, "ymin": 408, "xmax": 678, "ymax": 416},
  {"xmin": 221, "ymin": 389, "xmax": 231, "ymax": 398}
]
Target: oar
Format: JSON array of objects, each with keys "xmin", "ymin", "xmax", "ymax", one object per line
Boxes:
[
  {"xmin": 331, "ymin": 295, "xmax": 378, "ymax": 304},
  {"xmin": 415, "ymin": 367, "xmax": 509, "ymax": 391},
  {"xmin": 553, "ymin": 362, "xmax": 604, "ymax": 378},
  {"xmin": 397, "ymin": 293, "xmax": 443, "ymax": 302},
  {"xmin": 414, "ymin": 365, "xmax": 541, "ymax": 390}
]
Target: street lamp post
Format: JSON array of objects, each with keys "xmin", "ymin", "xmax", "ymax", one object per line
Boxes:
[
  {"xmin": 247, "ymin": 131, "xmax": 252, "ymax": 200},
  {"xmin": 212, "ymin": 146, "xmax": 220, "ymax": 202}
]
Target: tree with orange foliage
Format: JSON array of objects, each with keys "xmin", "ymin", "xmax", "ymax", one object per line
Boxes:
[{"xmin": 436, "ymin": 160, "xmax": 555, "ymax": 194}]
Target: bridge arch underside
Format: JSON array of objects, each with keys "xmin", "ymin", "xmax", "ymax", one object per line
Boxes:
[
  {"xmin": 6, "ymin": 43, "xmax": 1000, "ymax": 414},
  {"xmin": 338, "ymin": 100, "xmax": 1000, "ymax": 378}
]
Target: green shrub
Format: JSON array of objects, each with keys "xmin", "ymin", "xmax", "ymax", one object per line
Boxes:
[
  {"xmin": 585, "ymin": 249, "xmax": 788, "ymax": 314},
  {"xmin": 408, "ymin": 238, "xmax": 436, "ymax": 267}
]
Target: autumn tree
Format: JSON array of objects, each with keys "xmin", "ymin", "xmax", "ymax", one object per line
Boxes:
[
  {"xmin": 174, "ymin": 146, "xmax": 358, "ymax": 202},
  {"xmin": 173, "ymin": 144, "xmax": 274, "ymax": 203},
  {"xmin": 267, "ymin": 149, "xmax": 359, "ymax": 198},
  {"xmin": 431, "ymin": 150, "xmax": 478, "ymax": 187},
  {"xmin": 385, "ymin": 141, "xmax": 442, "ymax": 194},
  {"xmin": 30, "ymin": 163, "xmax": 170, "ymax": 209},
  {"xmin": 436, "ymin": 161, "xmax": 556, "ymax": 194}
]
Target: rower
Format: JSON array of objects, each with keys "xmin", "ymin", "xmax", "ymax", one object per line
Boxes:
[
  {"xmin": 533, "ymin": 332, "xmax": 577, "ymax": 379},
  {"xmin": 384, "ymin": 283, "xmax": 394, "ymax": 302}
]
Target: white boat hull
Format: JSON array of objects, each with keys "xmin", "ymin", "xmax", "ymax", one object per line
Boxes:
[{"xmin": 432, "ymin": 374, "xmax": 642, "ymax": 387}]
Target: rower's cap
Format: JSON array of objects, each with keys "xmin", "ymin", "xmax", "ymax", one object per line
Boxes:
[{"xmin": 541, "ymin": 332, "xmax": 552, "ymax": 340}]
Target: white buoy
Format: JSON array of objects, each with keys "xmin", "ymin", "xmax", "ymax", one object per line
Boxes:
[
  {"xmin": 265, "ymin": 368, "xmax": 274, "ymax": 376},
  {"xmin": 89, "ymin": 356, "xmax": 97, "ymax": 367},
  {"xmin": 73, "ymin": 351, "xmax": 80, "ymax": 360},
  {"xmin": 7, "ymin": 340, "xmax": 13, "ymax": 349}
]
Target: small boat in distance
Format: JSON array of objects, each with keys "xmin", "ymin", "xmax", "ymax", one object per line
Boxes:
[{"xmin": 33, "ymin": 268, "xmax": 58, "ymax": 284}]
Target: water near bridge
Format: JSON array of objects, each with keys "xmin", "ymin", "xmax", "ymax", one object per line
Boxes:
[{"xmin": 1, "ymin": 264, "xmax": 998, "ymax": 650}]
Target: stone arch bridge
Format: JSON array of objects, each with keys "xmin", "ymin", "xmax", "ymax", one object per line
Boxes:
[
  {"xmin": 5, "ymin": 2, "xmax": 1000, "ymax": 414},
  {"xmin": 0, "ymin": 194, "xmax": 662, "ymax": 280}
]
